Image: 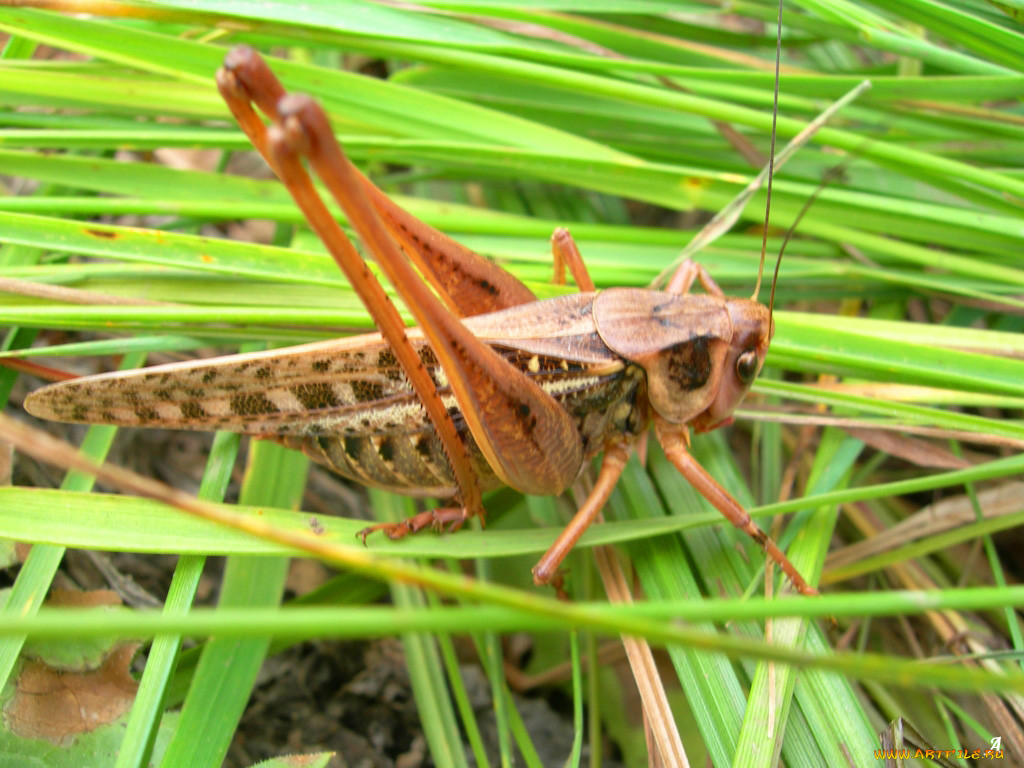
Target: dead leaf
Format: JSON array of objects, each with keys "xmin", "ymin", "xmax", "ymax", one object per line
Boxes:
[
  {"xmin": 5, "ymin": 643, "xmax": 139, "ymax": 745},
  {"xmin": 843, "ymin": 427, "xmax": 972, "ymax": 469},
  {"xmin": 826, "ymin": 480, "xmax": 1024, "ymax": 570},
  {"xmin": 47, "ymin": 587, "xmax": 121, "ymax": 608}
]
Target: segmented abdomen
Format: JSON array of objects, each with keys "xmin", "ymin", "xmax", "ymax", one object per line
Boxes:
[{"xmin": 285, "ymin": 349, "xmax": 647, "ymax": 497}]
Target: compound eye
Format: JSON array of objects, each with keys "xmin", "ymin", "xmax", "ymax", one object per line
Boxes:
[{"xmin": 735, "ymin": 349, "xmax": 760, "ymax": 385}]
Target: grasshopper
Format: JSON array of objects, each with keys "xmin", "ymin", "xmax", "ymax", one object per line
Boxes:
[{"xmin": 25, "ymin": 47, "xmax": 816, "ymax": 597}]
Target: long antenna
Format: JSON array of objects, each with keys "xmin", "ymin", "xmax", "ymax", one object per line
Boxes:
[
  {"xmin": 768, "ymin": 164, "xmax": 849, "ymax": 318},
  {"xmin": 654, "ymin": 3, "xmax": 867, "ymax": 294},
  {"xmin": 753, "ymin": 0, "xmax": 785, "ymax": 302}
]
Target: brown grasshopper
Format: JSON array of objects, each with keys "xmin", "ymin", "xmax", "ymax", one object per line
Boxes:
[{"xmin": 24, "ymin": 47, "xmax": 817, "ymax": 597}]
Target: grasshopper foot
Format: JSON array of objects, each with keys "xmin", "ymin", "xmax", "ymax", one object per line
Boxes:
[
  {"xmin": 534, "ymin": 567, "xmax": 571, "ymax": 601},
  {"xmin": 356, "ymin": 507, "xmax": 470, "ymax": 544}
]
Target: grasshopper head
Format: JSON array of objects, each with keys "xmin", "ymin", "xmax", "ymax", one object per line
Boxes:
[{"xmin": 690, "ymin": 297, "xmax": 772, "ymax": 433}]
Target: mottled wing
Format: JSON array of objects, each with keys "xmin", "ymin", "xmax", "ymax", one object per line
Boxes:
[
  {"xmin": 23, "ymin": 333, "xmax": 427, "ymax": 438},
  {"xmin": 24, "ymin": 294, "xmax": 622, "ymax": 440}
]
